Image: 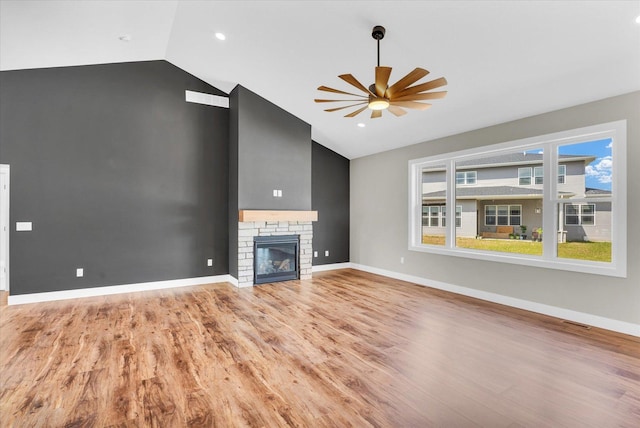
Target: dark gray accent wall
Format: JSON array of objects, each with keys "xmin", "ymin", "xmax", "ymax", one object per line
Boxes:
[
  {"xmin": 0, "ymin": 60, "xmax": 229, "ymax": 295},
  {"xmin": 230, "ymin": 85, "xmax": 311, "ymax": 210},
  {"xmin": 228, "ymin": 88, "xmax": 240, "ymax": 278},
  {"xmin": 312, "ymin": 142, "xmax": 349, "ymax": 265},
  {"xmin": 228, "ymin": 85, "xmax": 312, "ymax": 277}
]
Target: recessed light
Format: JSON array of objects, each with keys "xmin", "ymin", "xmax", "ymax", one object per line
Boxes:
[
  {"xmin": 636, "ymin": 15, "xmax": 640, "ymax": 24},
  {"xmin": 215, "ymin": 32, "xmax": 226, "ymax": 41},
  {"xmin": 357, "ymin": 123, "xmax": 366, "ymax": 128}
]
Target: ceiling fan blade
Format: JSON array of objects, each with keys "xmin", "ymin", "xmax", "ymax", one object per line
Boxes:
[
  {"xmin": 371, "ymin": 109, "xmax": 382, "ymax": 119},
  {"xmin": 393, "ymin": 77, "xmax": 448, "ymax": 98},
  {"xmin": 385, "ymin": 67, "xmax": 430, "ymax": 98},
  {"xmin": 387, "ymin": 105, "xmax": 407, "ymax": 117},
  {"xmin": 339, "ymin": 74, "xmax": 374, "ymax": 95},
  {"xmin": 314, "ymin": 98, "xmax": 369, "ymax": 103},
  {"xmin": 374, "ymin": 66, "xmax": 392, "ymax": 97},
  {"xmin": 344, "ymin": 105, "xmax": 369, "ymax": 118},
  {"xmin": 390, "ymin": 101, "xmax": 432, "ymax": 110},
  {"xmin": 318, "ymin": 86, "xmax": 368, "ymax": 98},
  {"xmin": 324, "ymin": 102, "xmax": 368, "ymax": 112},
  {"xmin": 392, "ymin": 91, "xmax": 448, "ymax": 102}
]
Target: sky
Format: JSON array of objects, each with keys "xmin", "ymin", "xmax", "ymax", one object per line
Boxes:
[{"xmin": 558, "ymin": 138, "xmax": 613, "ymax": 191}]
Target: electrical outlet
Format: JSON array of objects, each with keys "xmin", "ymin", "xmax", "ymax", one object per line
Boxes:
[
  {"xmin": 325, "ymin": 250, "xmax": 329, "ymax": 257},
  {"xmin": 16, "ymin": 222, "xmax": 32, "ymax": 231},
  {"xmin": 207, "ymin": 258, "xmax": 213, "ymax": 267},
  {"xmin": 76, "ymin": 268, "xmax": 84, "ymax": 277},
  {"xmin": 277, "ymin": 189, "xmax": 282, "ymax": 197},
  {"xmin": 273, "ymin": 189, "xmax": 278, "ymax": 197}
]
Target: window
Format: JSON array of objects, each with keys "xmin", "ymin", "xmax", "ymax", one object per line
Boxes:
[
  {"xmin": 485, "ymin": 205, "xmax": 496, "ymax": 226},
  {"xmin": 533, "ymin": 164, "xmax": 564, "ymax": 185},
  {"xmin": 534, "ymin": 166, "xmax": 544, "ymax": 184},
  {"xmin": 442, "ymin": 205, "xmax": 462, "ymax": 228},
  {"xmin": 518, "ymin": 167, "xmax": 532, "ymax": 185},
  {"xmin": 558, "ymin": 165, "xmax": 566, "ymax": 184},
  {"xmin": 565, "ymin": 203, "xmax": 595, "ymax": 226},
  {"xmin": 485, "ymin": 205, "xmax": 521, "ymax": 226},
  {"xmin": 456, "ymin": 171, "xmax": 477, "ymax": 185},
  {"xmin": 409, "ymin": 120, "xmax": 626, "ymax": 277},
  {"xmin": 422, "ymin": 206, "xmax": 441, "ymax": 227},
  {"xmin": 423, "ymin": 205, "xmax": 462, "ymax": 228}
]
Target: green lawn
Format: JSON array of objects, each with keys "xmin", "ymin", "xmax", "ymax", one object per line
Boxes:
[{"xmin": 422, "ymin": 236, "xmax": 612, "ymax": 262}]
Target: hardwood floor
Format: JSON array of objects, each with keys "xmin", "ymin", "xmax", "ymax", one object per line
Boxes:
[{"xmin": 1, "ymin": 269, "xmax": 639, "ymax": 427}]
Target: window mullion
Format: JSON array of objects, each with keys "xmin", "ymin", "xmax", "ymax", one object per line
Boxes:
[
  {"xmin": 542, "ymin": 144, "xmax": 556, "ymax": 259},
  {"xmin": 446, "ymin": 160, "xmax": 456, "ymax": 248}
]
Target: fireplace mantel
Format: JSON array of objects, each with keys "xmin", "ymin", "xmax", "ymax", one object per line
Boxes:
[{"xmin": 238, "ymin": 210, "xmax": 318, "ymax": 222}]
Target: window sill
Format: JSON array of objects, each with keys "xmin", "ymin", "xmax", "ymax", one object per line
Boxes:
[{"xmin": 409, "ymin": 244, "xmax": 626, "ymax": 278}]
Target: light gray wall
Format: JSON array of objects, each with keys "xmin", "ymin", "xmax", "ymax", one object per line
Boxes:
[{"xmin": 351, "ymin": 91, "xmax": 640, "ymax": 325}]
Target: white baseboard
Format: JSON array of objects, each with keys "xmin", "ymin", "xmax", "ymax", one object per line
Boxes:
[
  {"xmin": 312, "ymin": 262, "xmax": 353, "ymax": 272},
  {"xmin": 227, "ymin": 275, "xmax": 240, "ymax": 287},
  {"xmin": 7, "ymin": 275, "xmax": 234, "ymax": 305},
  {"xmin": 351, "ymin": 263, "xmax": 640, "ymax": 338},
  {"xmin": 226, "ymin": 275, "xmax": 254, "ymax": 288}
]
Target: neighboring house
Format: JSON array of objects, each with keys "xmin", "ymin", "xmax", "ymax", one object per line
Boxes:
[{"xmin": 422, "ymin": 153, "xmax": 612, "ymax": 242}]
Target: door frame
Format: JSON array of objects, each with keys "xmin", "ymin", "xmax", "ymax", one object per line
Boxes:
[{"xmin": 0, "ymin": 164, "xmax": 9, "ymax": 292}]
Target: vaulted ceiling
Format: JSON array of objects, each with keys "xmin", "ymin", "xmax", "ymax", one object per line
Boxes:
[{"xmin": 1, "ymin": 1, "xmax": 639, "ymax": 159}]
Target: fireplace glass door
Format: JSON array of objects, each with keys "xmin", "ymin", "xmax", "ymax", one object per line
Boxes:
[{"xmin": 254, "ymin": 235, "xmax": 299, "ymax": 284}]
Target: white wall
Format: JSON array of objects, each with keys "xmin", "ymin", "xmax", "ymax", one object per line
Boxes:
[{"xmin": 351, "ymin": 91, "xmax": 640, "ymax": 326}]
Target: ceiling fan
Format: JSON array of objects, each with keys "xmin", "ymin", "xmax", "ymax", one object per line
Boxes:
[{"xmin": 315, "ymin": 25, "xmax": 448, "ymax": 119}]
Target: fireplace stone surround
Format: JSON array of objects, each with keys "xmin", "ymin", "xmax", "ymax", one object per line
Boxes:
[{"xmin": 236, "ymin": 211, "xmax": 316, "ymax": 287}]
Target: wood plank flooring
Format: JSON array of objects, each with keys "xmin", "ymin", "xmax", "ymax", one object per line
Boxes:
[{"xmin": 1, "ymin": 269, "xmax": 639, "ymax": 427}]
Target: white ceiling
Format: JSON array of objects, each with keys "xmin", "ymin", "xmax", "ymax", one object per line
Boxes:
[{"xmin": 2, "ymin": 1, "xmax": 639, "ymax": 159}]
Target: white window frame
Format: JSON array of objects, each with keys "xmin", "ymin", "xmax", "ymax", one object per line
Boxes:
[
  {"xmin": 533, "ymin": 164, "xmax": 565, "ymax": 185},
  {"xmin": 456, "ymin": 171, "xmax": 477, "ymax": 185},
  {"xmin": 565, "ymin": 203, "xmax": 596, "ymax": 226},
  {"xmin": 558, "ymin": 164, "xmax": 566, "ymax": 184},
  {"xmin": 518, "ymin": 167, "xmax": 532, "ymax": 186},
  {"xmin": 408, "ymin": 120, "xmax": 627, "ymax": 278},
  {"xmin": 484, "ymin": 204, "xmax": 521, "ymax": 226},
  {"xmin": 423, "ymin": 205, "xmax": 462, "ymax": 228},
  {"xmin": 443, "ymin": 205, "xmax": 463, "ymax": 228},
  {"xmin": 534, "ymin": 166, "xmax": 544, "ymax": 185},
  {"xmin": 422, "ymin": 205, "xmax": 441, "ymax": 227}
]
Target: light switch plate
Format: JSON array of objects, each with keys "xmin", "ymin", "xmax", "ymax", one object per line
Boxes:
[
  {"xmin": 325, "ymin": 250, "xmax": 329, "ymax": 257},
  {"xmin": 273, "ymin": 189, "xmax": 278, "ymax": 197},
  {"xmin": 76, "ymin": 268, "xmax": 84, "ymax": 277},
  {"xmin": 16, "ymin": 221, "xmax": 32, "ymax": 231},
  {"xmin": 277, "ymin": 190, "xmax": 282, "ymax": 197},
  {"xmin": 313, "ymin": 251, "xmax": 318, "ymax": 257}
]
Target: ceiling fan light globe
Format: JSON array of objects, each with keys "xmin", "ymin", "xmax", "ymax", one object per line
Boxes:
[{"xmin": 368, "ymin": 98, "xmax": 390, "ymax": 110}]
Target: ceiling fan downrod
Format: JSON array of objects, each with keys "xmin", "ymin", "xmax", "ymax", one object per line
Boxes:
[{"xmin": 372, "ymin": 25, "xmax": 385, "ymax": 67}]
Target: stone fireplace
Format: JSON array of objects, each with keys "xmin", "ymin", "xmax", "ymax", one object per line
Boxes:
[{"xmin": 236, "ymin": 210, "xmax": 316, "ymax": 287}]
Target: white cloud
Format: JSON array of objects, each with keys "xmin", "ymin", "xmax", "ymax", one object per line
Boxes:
[
  {"xmin": 606, "ymin": 141, "xmax": 613, "ymax": 149},
  {"xmin": 585, "ymin": 155, "xmax": 612, "ymax": 184}
]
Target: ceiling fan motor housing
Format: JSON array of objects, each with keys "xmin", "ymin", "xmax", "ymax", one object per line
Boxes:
[{"xmin": 372, "ymin": 25, "xmax": 385, "ymax": 40}]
